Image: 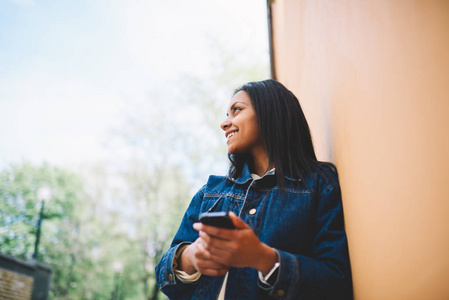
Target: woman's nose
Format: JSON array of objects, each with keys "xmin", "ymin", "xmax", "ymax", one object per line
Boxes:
[{"xmin": 221, "ymin": 118, "xmax": 231, "ymax": 131}]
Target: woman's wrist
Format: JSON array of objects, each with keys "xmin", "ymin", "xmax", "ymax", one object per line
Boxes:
[
  {"xmin": 178, "ymin": 244, "xmax": 198, "ymax": 275},
  {"xmin": 256, "ymin": 244, "xmax": 278, "ymax": 276}
]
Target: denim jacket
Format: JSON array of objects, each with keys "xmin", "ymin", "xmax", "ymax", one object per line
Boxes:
[{"xmin": 155, "ymin": 163, "xmax": 352, "ymax": 299}]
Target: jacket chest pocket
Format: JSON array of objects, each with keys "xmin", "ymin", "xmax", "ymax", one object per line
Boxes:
[{"xmin": 201, "ymin": 193, "xmax": 244, "ymax": 215}]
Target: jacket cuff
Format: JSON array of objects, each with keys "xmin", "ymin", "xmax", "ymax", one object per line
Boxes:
[
  {"xmin": 263, "ymin": 249, "xmax": 299, "ymax": 299},
  {"xmin": 157, "ymin": 242, "xmax": 192, "ymax": 290},
  {"xmin": 173, "ymin": 243, "xmax": 202, "ymax": 283},
  {"xmin": 258, "ymin": 262, "xmax": 280, "ymax": 288}
]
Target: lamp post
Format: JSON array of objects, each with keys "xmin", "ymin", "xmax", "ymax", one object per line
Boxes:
[
  {"xmin": 32, "ymin": 187, "xmax": 52, "ymax": 260},
  {"xmin": 111, "ymin": 261, "xmax": 123, "ymax": 300}
]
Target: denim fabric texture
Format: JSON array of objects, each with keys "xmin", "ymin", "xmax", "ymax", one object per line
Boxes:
[{"xmin": 155, "ymin": 163, "xmax": 353, "ymax": 300}]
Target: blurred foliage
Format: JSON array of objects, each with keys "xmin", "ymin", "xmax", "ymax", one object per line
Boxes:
[
  {"xmin": 0, "ymin": 161, "xmax": 189, "ymax": 300},
  {"xmin": 0, "ymin": 162, "xmax": 82, "ymax": 260},
  {"xmin": 0, "ymin": 162, "xmax": 87, "ymax": 297}
]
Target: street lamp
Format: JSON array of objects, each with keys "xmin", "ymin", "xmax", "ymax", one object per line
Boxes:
[
  {"xmin": 111, "ymin": 261, "xmax": 123, "ymax": 300},
  {"xmin": 32, "ymin": 187, "xmax": 52, "ymax": 260}
]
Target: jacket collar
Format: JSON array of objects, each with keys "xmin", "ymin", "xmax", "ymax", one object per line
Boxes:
[
  {"xmin": 227, "ymin": 163, "xmax": 276, "ymax": 185},
  {"xmin": 227, "ymin": 163, "xmax": 302, "ymax": 184}
]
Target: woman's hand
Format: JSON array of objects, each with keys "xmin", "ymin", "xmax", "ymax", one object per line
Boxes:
[
  {"xmin": 193, "ymin": 212, "xmax": 278, "ymax": 276},
  {"xmin": 179, "ymin": 237, "xmax": 230, "ymax": 276}
]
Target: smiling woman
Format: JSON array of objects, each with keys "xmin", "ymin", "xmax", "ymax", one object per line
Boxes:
[
  {"xmin": 221, "ymin": 91, "xmax": 266, "ymax": 171},
  {"xmin": 155, "ymin": 79, "xmax": 353, "ymax": 300}
]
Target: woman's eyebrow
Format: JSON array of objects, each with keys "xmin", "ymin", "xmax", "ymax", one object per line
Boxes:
[
  {"xmin": 227, "ymin": 101, "xmax": 246, "ymax": 116},
  {"xmin": 230, "ymin": 101, "xmax": 246, "ymax": 111}
]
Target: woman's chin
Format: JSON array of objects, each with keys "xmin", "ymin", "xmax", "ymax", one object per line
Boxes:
[{"xmin": 227, "ymin": 147, "xmax": 237, "ymax": 154}]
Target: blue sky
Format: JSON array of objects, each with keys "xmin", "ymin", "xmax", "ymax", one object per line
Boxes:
[{"xmin": 0, "ymin": 0, "xmax": 269, "ymax": 169}]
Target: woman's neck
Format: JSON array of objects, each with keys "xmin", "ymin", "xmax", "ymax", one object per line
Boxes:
[{"xmin": 251, "ymin": 150, "xmax": 271, "ymax": 177}]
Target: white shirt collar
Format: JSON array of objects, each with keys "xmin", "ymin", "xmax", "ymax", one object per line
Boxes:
[{"xmin": 250, "ymin": 168, "xmax": 275, "ymax": 180}]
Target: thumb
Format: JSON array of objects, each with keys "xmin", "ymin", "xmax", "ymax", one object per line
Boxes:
[{"xmin": 229, "ymin": 211, "xmax": 250, "ymax": 230}]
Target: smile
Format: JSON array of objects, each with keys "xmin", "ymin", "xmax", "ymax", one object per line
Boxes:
[{"xmin": 226, "ymin": 131, "xmax": 237, "ymax": 141}]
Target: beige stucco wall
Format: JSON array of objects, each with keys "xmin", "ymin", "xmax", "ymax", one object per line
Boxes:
[{"xmin": 270, "ymin": 0, "xmax": 449, "ymax": 299}]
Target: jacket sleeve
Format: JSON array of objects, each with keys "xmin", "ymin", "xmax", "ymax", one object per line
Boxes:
[
  {"xmin": 155, "ymin": 187, "xmax": 205, "ymax": 299},
  {"xmin": 266, "ymin": 174, "xmax": 353, "ymax": 300}
]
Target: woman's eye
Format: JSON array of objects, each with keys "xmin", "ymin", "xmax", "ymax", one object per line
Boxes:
[{"xmin": 233, "ymin": 107, "xmax": 242, "ymax": 113}]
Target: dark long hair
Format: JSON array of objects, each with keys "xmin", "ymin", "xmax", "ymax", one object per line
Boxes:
[{"xmin": 228, "ymin": 79, "xmax": 334, "ymax": 187}]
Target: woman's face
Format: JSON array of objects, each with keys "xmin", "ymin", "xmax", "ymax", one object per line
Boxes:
[{"xmin": 220, "ymin": 91, "xmax": 264, "ymax": 156}]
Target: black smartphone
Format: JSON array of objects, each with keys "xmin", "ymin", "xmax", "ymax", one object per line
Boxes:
[{"xmin": 199, "ymin": 211, "xmax": 235, "ymax": 229}]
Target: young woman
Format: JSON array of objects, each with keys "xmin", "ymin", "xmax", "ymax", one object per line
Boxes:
[{"xmin": 156, "ymin": 79, "xmax": 352, "ymax": 299}]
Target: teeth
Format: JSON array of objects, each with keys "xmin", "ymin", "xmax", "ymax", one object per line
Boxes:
[{"xmin": 227, "ymin": 132, "xmax": 236, "ymax": 139}]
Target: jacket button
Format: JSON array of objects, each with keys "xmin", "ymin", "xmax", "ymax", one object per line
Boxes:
[
  {"xmin": 249, "ymin": 208, "xmax": 257, "ymax": 215},
  {"xmin": 169, "ymin": 274, "xmax": 174, "ymax": 282},
  {"xmin": 277, "ymin": 289, "xmax": 285, "ymax": 297}
]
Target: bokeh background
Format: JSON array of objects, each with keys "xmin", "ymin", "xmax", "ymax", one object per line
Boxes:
[{"xmin": 0, "ymin": 0, "xmax": 270, "ymax": 299}]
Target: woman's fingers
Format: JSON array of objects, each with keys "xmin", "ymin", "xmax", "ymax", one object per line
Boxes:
[
  {"xmin": 196, "ymin": 240, "xmax": 227, "ymax": 266},
  {"xmin": 194, "ymin": 223, "xmax": 235, "ymax": 240},
  {"xmin": 228, "ymin": 211, "xmax": 251, "ymax": 230},
  {"xmin": 193, "ymin": 213, "xmax": 251, "ymax": 240},
  {"xmin": 193, "ymin": 214, "xmax": 269, "ymax": 270},
  {"xmin": 194, "ymin": 238, "xmax": 229, "ymax": 274}
]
